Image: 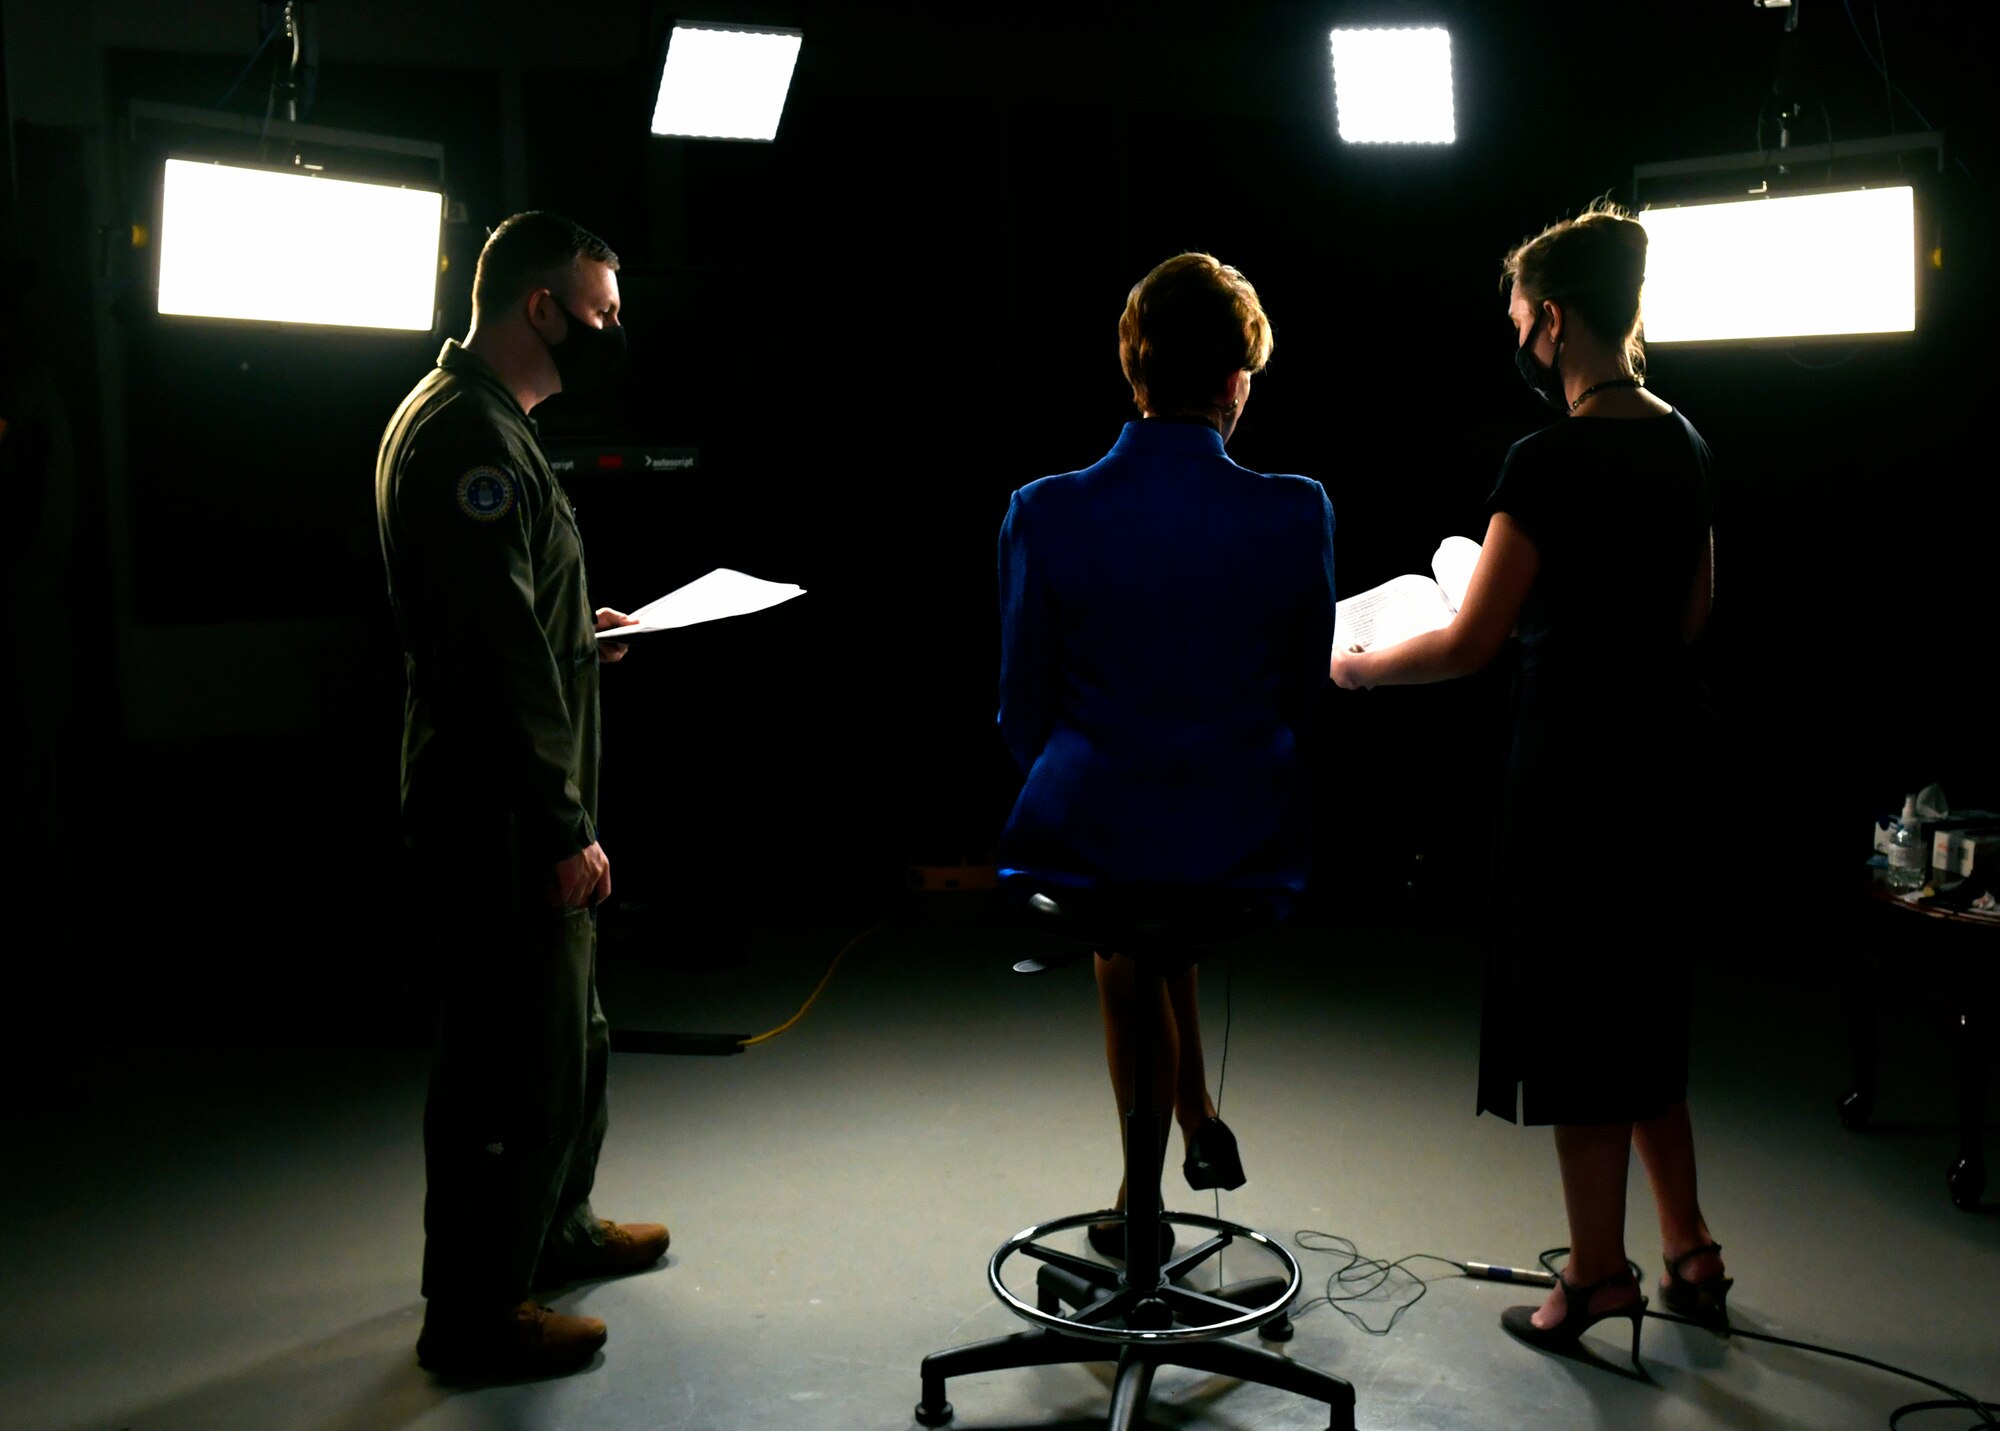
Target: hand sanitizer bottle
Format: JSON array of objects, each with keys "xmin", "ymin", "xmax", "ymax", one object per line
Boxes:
[{"xmin": 1887, "ymin": 794, "xmax": 1927, "ymax": 891}]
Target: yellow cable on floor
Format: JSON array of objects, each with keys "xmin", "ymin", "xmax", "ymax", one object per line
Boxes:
[{"xmin": 740, "ymin": 925, "xmax": 881, "ymax": 1046}]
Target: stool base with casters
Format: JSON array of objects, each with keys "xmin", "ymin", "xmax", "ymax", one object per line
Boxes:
[
  {"xmin": 916, "ymin": 1327, "xmax": 1354, "ymax": 1431},
  {"xmin": 912, "ymin": 888, "xmax": 1357, "ymax": 1431}
]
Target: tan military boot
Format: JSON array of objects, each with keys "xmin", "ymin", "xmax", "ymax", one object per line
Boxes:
[
  {"xmin": 537, "ymin": 1218, "xmax": 670, "ymax": 1285},
  {"xmin": 416, "ymin": 1298, "xmax": 607, "ymax": 1380}
]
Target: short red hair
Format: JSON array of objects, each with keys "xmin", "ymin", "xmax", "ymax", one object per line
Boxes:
[{"xmin": 1118, "ymin": 252, "xmax": 1273, "ymax": 416}]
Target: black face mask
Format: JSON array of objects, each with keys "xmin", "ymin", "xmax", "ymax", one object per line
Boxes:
[
  {"xmin": 1514, "ymin": 317, "xmax": 1567, "ymax": 411},
  {"xmin": 542, "ymin": 302, "xmax": 627, "ymax": 396}
]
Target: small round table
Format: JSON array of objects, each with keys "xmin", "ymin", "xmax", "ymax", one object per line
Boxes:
[{"xmin": 1839, "ymin": 868, "xmax": 1998, "ymax": 1210}]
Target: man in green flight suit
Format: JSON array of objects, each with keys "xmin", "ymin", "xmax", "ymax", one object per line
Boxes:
[{"xmin": 375, "ymin": 211, "xmax": 666, "ymax": 1380}]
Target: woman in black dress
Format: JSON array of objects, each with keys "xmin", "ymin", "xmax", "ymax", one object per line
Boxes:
[{"xmin": 1330, "ymin": 201, "xmax": 1730, "ymax": 1366}]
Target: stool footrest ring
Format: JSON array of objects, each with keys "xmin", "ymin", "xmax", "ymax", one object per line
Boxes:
[{"xmin": 987, "ymin": 1209, "xmax": 1301, "ymax": 1345}]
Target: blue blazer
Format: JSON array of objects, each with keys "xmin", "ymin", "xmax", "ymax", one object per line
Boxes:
[{"xmin": 996, "ymin": 419, "xmax": 1336, "ymax": 904}]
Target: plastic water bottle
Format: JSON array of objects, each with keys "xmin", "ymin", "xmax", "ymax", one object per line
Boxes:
[{"xmin": 1887, "ymin": 794, "xmax": 1927, "ymax": 891}]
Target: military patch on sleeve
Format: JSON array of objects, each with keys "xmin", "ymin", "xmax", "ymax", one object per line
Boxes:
[{"xmin": 455, "ymin": 466, "xmax": 516, "ymax": 522}]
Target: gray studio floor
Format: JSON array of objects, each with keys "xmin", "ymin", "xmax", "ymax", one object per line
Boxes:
[{"xmin": 5, "ymin": 894, "xmax": 1997, "ymax": 1431}]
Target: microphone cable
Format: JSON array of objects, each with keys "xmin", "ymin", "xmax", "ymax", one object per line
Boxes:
[{"xmin": 1205, "ymin": 950, "xmax": 1236, "ymax": 1262}]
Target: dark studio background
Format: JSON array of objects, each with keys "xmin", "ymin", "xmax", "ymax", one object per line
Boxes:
[{"xmin": 2, "ymin": 0, "xmax": 1994, "ymax": 1049}]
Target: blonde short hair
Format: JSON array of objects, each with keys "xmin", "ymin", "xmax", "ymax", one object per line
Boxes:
[{"xmin": 1118, "ymin": 253, "xmax": 1273, "ymax": 416}]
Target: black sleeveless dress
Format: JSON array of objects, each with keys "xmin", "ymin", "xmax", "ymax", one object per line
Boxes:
[{"xmin": 1475, "ymin": 409, "xmax": 1719, "ymax": 1126}]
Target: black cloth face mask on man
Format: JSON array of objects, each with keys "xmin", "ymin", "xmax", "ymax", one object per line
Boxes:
[{"xmin": 542, "ymin": 302, "xmax": 627, "ymax": 396}]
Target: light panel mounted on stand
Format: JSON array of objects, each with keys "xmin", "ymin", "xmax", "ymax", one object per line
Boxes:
[
  {"xmin": 1639, "ymin": 186, "xmax": 1914, "ymax": 342},
  {"xmin": 157, "ymin": 157, "xmax": 443, "ymax": 330},
  {"xmin": 131, "ymin": 101, "xmax": 449, "ymax": 333},
  {"xmin": 651, "ymin": 22, "xmax": 803, "ymax": 141},
  {"xmin": 1633, "ymin": 131, "xmax": 1942, "ymax": 344}
]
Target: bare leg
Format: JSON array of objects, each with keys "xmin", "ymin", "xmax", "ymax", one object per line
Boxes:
[
  {"xmin": 1633, "ymin": 1100, "xmax": 1724, "ymax": 1286},
  {"xmin": 1533, "ymin": 1122, "xmax": 1641, "ymax": 1329},
  {"xmin": 1162, "ymin": 962, "xmax": 1218, "ymax": 1150},
  {"xmin": 1095, "ymin": 951, "xmax": 1175, "ymax": 1209}
]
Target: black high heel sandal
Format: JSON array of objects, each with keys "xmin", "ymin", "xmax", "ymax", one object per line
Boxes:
[
  {"xmin": 1182, "ymin": 1116, "xmax": 1246, "ymax": 1191},
  {"xmin": 1500, "ymin": 1254, "xmax": 1648, "ymax": 1371},
  {"xmin": 1659, "ymin": 1242, "xmax": 1732, "ymax": 1332}
]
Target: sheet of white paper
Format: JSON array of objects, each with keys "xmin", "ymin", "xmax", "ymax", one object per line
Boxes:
[
  {"xmin": 607, "ymin": 567, "xmax": 805, "ymax": 637},
  {"xmin": 1431, "ymin": 535, "xmax": 1482, "ymax": 613},
  {"xmin": 1332, "ymin": 573, "xmax": 1456, "ymax": 653}
]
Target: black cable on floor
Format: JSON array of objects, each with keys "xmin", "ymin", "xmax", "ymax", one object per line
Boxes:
[
  {"xmin": 1285, "ymin": 1233, "xmax": 2000, "ymax": 1430},
  {"xmin": 1525, "ymin": 1245, "xmax": 1999, "ymax": 1431},
  {"xmin": 1291, "ymin": 1230, "xmax": 1467, "ymax": 1335},
  {"xmin": 1644, "ymin": 1309, "xmax": 1999, "ymax": 1431}
]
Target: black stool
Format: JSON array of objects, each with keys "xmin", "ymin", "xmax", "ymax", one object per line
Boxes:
[{"xmin": 914, "ymin": 887, "xmax": 1357, "ymax": 1431}]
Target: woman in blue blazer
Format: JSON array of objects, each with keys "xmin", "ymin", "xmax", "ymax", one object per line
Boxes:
[{"xmin": 996, "ymin": 253, "xmax": 1336, "ymax": 1253}]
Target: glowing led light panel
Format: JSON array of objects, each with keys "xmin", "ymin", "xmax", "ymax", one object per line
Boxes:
[
  {"xmin": 157, "ymin": 159, "xmax": 442, "ymax": 330},
  {"xmin": 1329, "ymin": 27, "xmax": 1455, "ymax": 144},
  {"xmin": 651, "ymin": 23, "xmax": 802, "ymax": 141},
  {"xmin": 1639, "ymin": 186, "xmax": 1915, "ymax": 341}
]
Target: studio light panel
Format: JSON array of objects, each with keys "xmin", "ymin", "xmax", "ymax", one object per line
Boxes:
[
  {"xmin": 1329, "ymin": 27, "xmax": 1455, "ymax": 144},
  {"xmin": 651, "ymin": 22, "xmax": 802, "ymax": 141},
  {"xmin": 1639, "ymin": 186, "xmax": 1916, "ymax": 342},
  {"xmin": 157, "ymin": 158, "xmax": 442, "ymax": 330}
]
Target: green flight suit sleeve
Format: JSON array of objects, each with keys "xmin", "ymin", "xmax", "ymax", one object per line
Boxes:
[{"xmin": 400, "ymin": 450, "xmax": 595, "ymax": 868}]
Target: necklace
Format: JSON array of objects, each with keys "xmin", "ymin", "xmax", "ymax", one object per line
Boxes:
[{"xmin": 1569, "ymin": 375, "xmax": 1643, "ymax": 412}]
